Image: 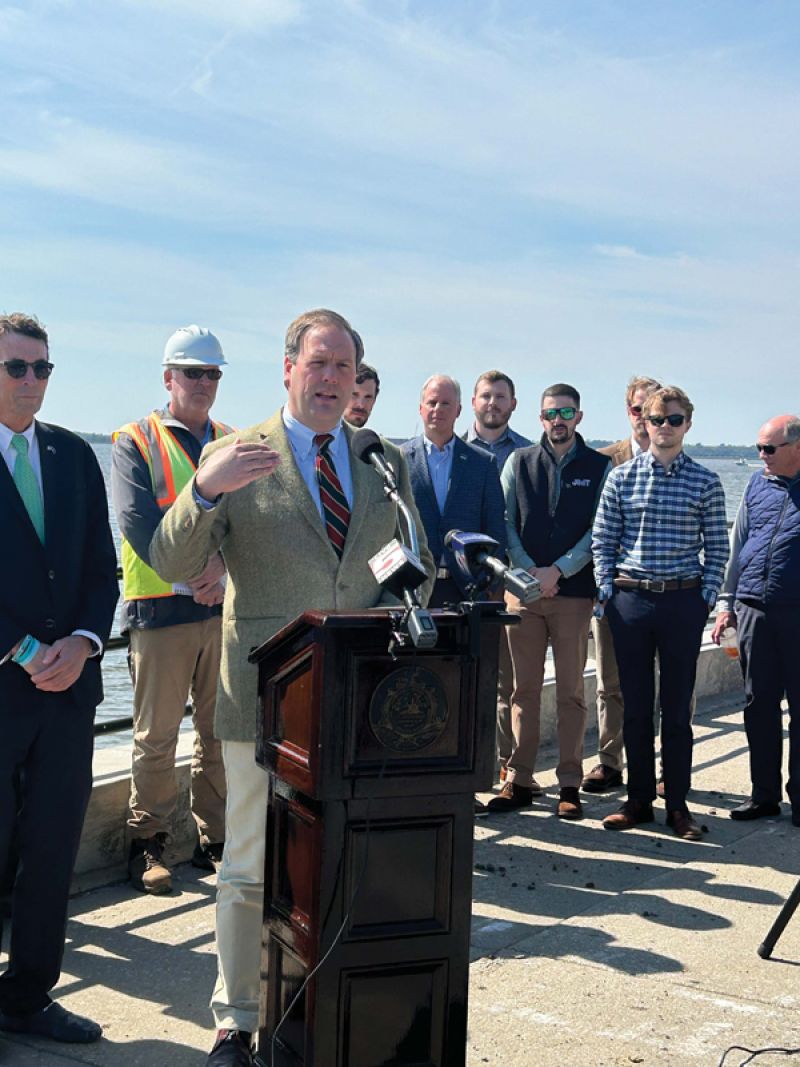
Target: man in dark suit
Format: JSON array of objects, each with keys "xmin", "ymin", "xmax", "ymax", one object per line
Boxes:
[
  {"xmin": 402, "ymin": 374, "xmax": 506, "ymax": 608},
  {"xmin": 0, "ymin": 314, "xmax": 118, "ymax": 1044}
]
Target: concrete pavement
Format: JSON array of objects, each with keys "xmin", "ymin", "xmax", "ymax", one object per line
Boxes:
[{"xmin": 2, "ymin": 689, "xmax": 799, "ymax": 1066}]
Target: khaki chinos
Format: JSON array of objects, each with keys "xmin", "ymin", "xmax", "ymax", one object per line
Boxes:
[
  {"xmin": 505, "ymin": 592, "xmax": 593, "ymax": 789},
  {"xmin": 127, "ymin": 616, "xmax": 226, "ymax": 845},
  {"xmin": 591, "ymin": 613, "xmax": 625, "ymax": 771}
]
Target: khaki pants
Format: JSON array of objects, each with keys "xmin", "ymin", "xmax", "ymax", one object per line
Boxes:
[
  {"xmin": 211, "ymin": 741, "xmax": 267, "ymax": 1033},
  {"xmin": 506, "ymin": 594, "xmax": 593, "ymax": 789},
  {"xmin": 591, "ymin": 613, "xmax": 625, "ymax": 772},
  {"xmin": 127, "ymin": 617, "xmax": 226, "ymax": 844},
  {"xmin": 496, "ymin": 629, "xmax": 514, "ymax": 765}
]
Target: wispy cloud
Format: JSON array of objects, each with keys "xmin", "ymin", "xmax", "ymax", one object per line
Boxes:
[{"xmin": 0, "ymin": 0, "xmax": 797, "ymax": 442}]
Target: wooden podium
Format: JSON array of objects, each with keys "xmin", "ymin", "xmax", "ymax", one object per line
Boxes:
[{"xmin": 249, "ymin": 603, "xmax": 509, "ymax": 1067}]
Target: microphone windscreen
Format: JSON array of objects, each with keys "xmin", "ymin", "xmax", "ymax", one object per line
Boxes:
[{"xmin": 351, "ymin": 428, "xmax": 384, "ymax": 464}]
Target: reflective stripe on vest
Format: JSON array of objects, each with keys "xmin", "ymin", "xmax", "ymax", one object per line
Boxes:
[{"xmin": 113, "ymin": 412, "xmax": 231, "ymax": 601}]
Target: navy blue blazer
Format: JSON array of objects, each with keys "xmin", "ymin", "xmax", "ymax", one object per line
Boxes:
[
  {"xmin": 0, "ymin": 421, "xmax": 119, "ymax": 712},
  {"xmin": 401, "ymin": 435, "xmax": 506, "ymax": 595}
]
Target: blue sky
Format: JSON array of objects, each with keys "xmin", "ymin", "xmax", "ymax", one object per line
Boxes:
[{"xmin": 2, "ymin": 0, "xmax": 797, "ymax": 443}]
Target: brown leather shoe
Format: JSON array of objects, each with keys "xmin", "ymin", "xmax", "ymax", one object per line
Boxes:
[
  {"xmin": 497, "ymin": 769, "xmax": 543, "ymax": 795},
  {"xmin": 667, "ymin": 809, "xmax": 702, "ymax": 841},
  {"xmin": 603, "ymin": 799, "xmax": 655, "ymax": 831},
  {"xmin": 581, "ymin": 763, "xmax": 624, "ymax": 793},
  {"xmin": 556, "ymin": 787, "xmax": 583, "ymax": 819},
  {"xmin": 487, "ymin": 781, "xmax": 534, "ymax": 813}
]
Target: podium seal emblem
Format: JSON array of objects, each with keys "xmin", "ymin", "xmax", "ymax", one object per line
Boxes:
[{"xmin": 369, "ymin": 667, "xmax": 448, "ymax": 752}]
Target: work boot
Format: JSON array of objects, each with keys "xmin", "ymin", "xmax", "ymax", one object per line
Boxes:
[
  {"xmin": 129, "ymin": 833, "xmax": 172, "ymax": 894},
  {"xmin": 193, "ymin": 841, "xmax": 224, "ymax": 872}
]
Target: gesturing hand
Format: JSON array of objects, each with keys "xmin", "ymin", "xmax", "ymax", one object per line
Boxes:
[{"xmin": 195, "ymin": 438, "xmax": 281, "ymax": 500}]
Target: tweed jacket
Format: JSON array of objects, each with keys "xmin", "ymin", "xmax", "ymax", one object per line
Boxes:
[
  {"xmin": 150, "ymin": 411, "xmax": 435, "ymax": 741},
  {"xmin": 599, "ymin": 437, "xmax": 634, "ymax": 469},
  {"xmin": 400, "ymin": 435, "xmax": 506, "ymax": 595}
]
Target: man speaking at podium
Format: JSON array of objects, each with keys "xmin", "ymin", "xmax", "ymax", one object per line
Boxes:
[{"xmin": 150, "ymin": 309, "xmax": 434, "ymax": 1067}]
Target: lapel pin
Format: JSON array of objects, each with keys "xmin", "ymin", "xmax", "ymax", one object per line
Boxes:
[{"xmin": 46, "ymin": 445, "xmax": 56, "ymax": 454}]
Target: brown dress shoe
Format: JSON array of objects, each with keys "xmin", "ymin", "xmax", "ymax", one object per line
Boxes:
[
  {"xmin": 497, "ymin": 769, "xmax": 543, "ymax": 795},
  {"xmin": 581, "ymin": 763, "xmax": 624, "ymax": 793},
  {"xmin": 667, "ymin": 809, "xmax": 702, "ymax": 841},
  {"xmin": 603, "ymin": 799, "xmax": 655, "ymax": 831},
  {"xmin": 487, "ymin": 781, "xmax": 534, "ymax": 813},
  {"xmin": 556, "ymin": 787, "xmax": 583, "ymax": 819}
]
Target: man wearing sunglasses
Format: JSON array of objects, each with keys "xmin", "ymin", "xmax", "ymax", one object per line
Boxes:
[
  {"xmin": 489, "ymin": 384, "xmax": 610, "ymax": 820},
  {"xmin": 712, "ymin": 415, "xmax": 800, "ymax": 828},
  {"xmin": 0, "ymin": 314, "xmax": 118, "ymax": 1044},
  {"xmin": 111, "ymin": 325, "xmax": 232, "ymax": 895},
  {"xmin": 593, "ymin": 386, "xmax": 729, "ymax": 840},
  {"xmin": 582, "ymin": 376, "xmax": 661, "ymax": 794}
]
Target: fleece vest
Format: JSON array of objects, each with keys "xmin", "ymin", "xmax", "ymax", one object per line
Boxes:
[{"xmin": 513, "ymin": 434, "xmax": 608, "ymax": 598}]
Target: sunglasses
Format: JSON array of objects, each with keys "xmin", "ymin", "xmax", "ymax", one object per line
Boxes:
[
  {"xmin": 0, "ymin": 359, "xmax": 54, "ymax": 380},
  {"xmin": 646, "ymin": 413, "xmax": 686, "ymax": 427},
  {"xmin": 541, "ymin": 406, "xmax": 577, "ymax": 421},
  {"xmin": 179, "ymin": 367, "xmax": 223, "ymax": 381},
  {"xmin": 628, "ymin": 404, "xmax": 644, "ymax": 415},
  {"xmin": 756, "ymin": 441, "xmax": 792, "ymax": 456}
]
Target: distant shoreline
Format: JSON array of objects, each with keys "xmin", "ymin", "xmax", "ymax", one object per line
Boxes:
[{"xmin": 81, "ymin": 431, "xmax": 752, "ymax": 458}]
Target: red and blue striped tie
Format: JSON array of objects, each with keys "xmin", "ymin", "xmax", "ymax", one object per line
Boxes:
[{"xmin": 314, "ymin": 433, "xmax": 350, "ymax": 558}]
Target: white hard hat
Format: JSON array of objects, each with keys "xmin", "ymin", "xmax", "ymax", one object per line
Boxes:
[{"xmin": 162, "ymin": 325, "xmax": 227, "ymax": 367}]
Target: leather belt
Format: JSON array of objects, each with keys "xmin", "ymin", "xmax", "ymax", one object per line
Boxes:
[
  {"xmin": 435, "ymin": 567, "xmax": 450, "ymax": 580},
  {"xmin": 613, "ymin": 575, "xmax": 701, "ymax": 593}
]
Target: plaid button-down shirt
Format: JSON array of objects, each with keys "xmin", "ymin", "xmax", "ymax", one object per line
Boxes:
[{"xmin": 592, "ymin": 450, "xmax": 729, "ymax": 603}]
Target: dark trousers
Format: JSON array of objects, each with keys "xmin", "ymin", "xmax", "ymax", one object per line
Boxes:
[
  {"xmin": 606, "ymin": 586, "xmax": 708, "ymax": 811},
  {"xmin": 0, "ymin": 697, "xmax": 94, "ymax": 1016},
  {"xmin": 736, "ymin": 600, "xmax": 800, "ymax": 814}
]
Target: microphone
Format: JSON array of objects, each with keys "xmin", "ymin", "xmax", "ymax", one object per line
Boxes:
[
  {"xmin": 444, "ymin": 530, "xmax": 541, "ymax": 604},
  {"xmin": 351, "ymin": 428, "xmax": 398, "ymax": 492},
  {"xmin": 353, "ymin": 428, "xmax": 437, "ymax": 649}
]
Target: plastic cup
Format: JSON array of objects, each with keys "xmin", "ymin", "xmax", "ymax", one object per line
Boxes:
[{"xmin": 719, "ymin": 626, "xmax": 739, "ymax": 659}]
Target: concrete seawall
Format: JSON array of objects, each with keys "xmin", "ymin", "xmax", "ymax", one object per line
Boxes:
[{"xmin": 76, "ymin": 637, "xmax": 744, "ymax": 889}]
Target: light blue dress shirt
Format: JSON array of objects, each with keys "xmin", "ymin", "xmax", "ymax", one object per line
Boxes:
[
  {"xmin": 282, "ymin": 408, "xmax": 354, "ymax": 516},
  {"xmin": 424, "ymin": 435, "xmax": 455, "ymax": 512}
]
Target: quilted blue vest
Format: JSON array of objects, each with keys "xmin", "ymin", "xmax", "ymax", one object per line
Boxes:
[{"xmin": 736, "ymin": 471, "xmax": 800, "ymax": 605}]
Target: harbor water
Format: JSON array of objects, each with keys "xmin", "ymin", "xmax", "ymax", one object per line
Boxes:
[{"xmin": 91, "ymin": 443, "xmax": 761, "ymax": 740}]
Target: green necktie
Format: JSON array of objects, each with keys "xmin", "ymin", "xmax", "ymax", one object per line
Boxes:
[{"xmin": 11, "ymin": 433, "xmax": 45, "ymax": 542}]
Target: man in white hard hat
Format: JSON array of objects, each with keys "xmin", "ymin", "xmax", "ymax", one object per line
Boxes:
[{"xmin": 111, "ymin": 325, "xmax": 232, "ymax": 894}]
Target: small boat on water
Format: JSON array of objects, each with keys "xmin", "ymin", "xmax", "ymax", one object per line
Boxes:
[{"xmin": 735, "ymin": 458, "xmax": 747, "ymax": 466}]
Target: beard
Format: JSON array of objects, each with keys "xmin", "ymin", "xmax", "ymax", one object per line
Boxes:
[
  {"xmin": 478, "ymin": 410, "xmax": 510, "ymax": 430},
  {"xmin": 547, "ymin": 425, "xmax": 574, "ymax": 445}
]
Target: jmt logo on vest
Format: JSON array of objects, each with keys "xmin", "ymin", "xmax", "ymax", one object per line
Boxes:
[{"xmin": 569, "ymin": 478, "xmax": 592, "ymax": 487}]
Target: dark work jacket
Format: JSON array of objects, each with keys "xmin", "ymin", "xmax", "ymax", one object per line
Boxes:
[
  {"xmin": 512, "ymin": 433, "xmax": 609, "ymax": 598},
  {"xmin": 737, "ymin": 471, "xmax": 800, "ymax": 605}
]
